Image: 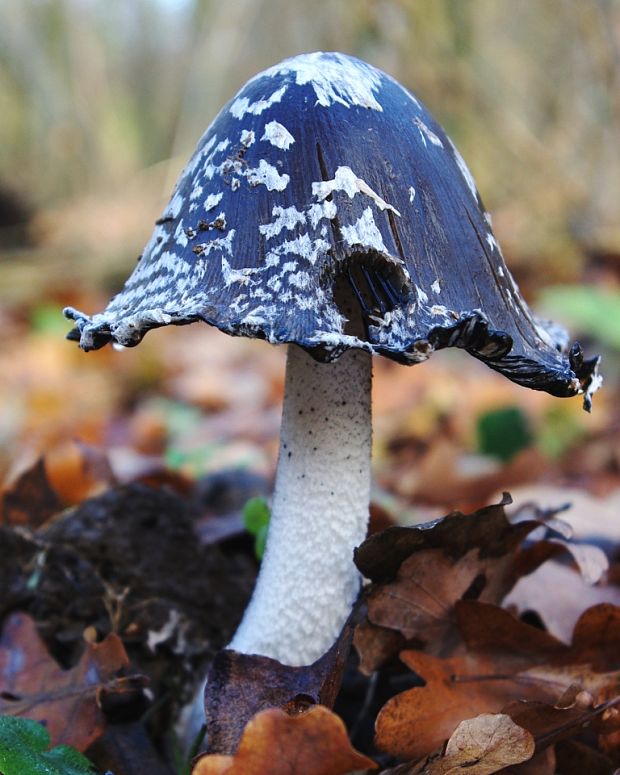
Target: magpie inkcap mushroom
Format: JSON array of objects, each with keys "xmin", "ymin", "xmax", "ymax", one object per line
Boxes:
[{"xmin": 65, "ymin": 52, "xmax": 601, "ymax": 669}]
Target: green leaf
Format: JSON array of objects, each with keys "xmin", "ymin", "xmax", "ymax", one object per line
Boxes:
[
  {"xmin": 537, "ymin": 404, "xmax": 585, "ymax": 459},
  {"xmin": 0, "ymin": 716, "xmax": 95, "ymax": 775},
  {"xmin": 538, "ymin": 284, "xmax": 620, "ymax": 351},
  {"xmin": 476, "ymin": 405, "xmax": 532, "ymax": 462},
  {"xmin": 29, "ymin": 304, "xmax": 73, "ymax": 336},
  {"xmin": 242, "ymin": 497, "xmax": 270, "ymax": 536},
  {"xmin": 254, "ymin": 523, "xmax": 269, "ymax": 560}
]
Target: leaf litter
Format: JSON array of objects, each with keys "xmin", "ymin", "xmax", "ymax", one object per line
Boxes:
[{"xmin": 1, "ymin": 293, "xmax": 620, "ymax": 773}]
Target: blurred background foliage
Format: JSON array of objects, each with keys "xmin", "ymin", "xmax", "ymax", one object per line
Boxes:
[
  {"xmin": 1, "ymin": 0, "xmax": 619, "ymax": 300},
  {"xmin": 0, "ymin": 0, "xmax": 619, "ymax": 504}
]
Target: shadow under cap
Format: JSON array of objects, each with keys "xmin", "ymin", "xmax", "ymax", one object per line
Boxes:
[{"xmin": 65, "ymin": 51, "xmax": 601, "ymax": 409}]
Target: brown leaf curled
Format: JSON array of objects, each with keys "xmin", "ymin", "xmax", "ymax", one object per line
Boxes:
[{"xmin": 192, "ymin": 705, "xmax": 377, "ymax": 775}]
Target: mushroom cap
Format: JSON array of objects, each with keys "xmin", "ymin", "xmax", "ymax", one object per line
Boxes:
[{"xmin": 65, "ymin": 51, "xmax": 600, "ymax": 407}]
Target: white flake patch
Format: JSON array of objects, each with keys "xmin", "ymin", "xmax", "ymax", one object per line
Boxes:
[
  {"xmin": 221, "ymin": 257, "xmax": 255, "ymax": 286},
  {"xmin": 414, "ymin": 117, "xmax": 443, "ymax": 148},
  {"xmin": 204, "ymin": 192, "xmax": 223, "ymax": 212},
  {"xmin": 409, "ymin": 186, "xmax": 416, "ymax": 203},
  {"xmin": 257, "ymin": 52, "xmax": 383, "ymax": 111},
  {"xmin": 265, "ymin": 233, "xmax": 330, "ymax": 267},
  {"xmin": 259, "ymin": 206, "xmax": 306, "ymax": 240},
  {"xmin": 312, "ymin": 166, "xmax": 400, "ymax": 215},
  {"xmin": 341, "ymin": 207, "xmax": 387, "ymax": 253},
  {"xmin": 417, "ymin": 286, "xmax": 429, "ymax": 304},
  {"xmin": 147, "ymin": 610, "xmax": 181, "ymax": 653},
  {"xmin": 289, "ymin": 271, "xmax": 311, "ymax": 289},
  {"xmin": 431, "ymin": 279, "xmax": 441, "ymax": 294},
  {"xmin": 193, "ymin": 229, "xmax": 236, "ymax": 265},
  {"xmin": 246, "ymin": 160, "xmax": 290, "ymax": 191},
  {"xmin": 174, "ymin": 220, "xmax": 188, "ymax": 248},
  {"xmin": 190, "ymin": 185, "xmax": 203, "ymax": 201},
  {"xmin": 240, "ymin": 129, "xmax": 256, "ymax": 147},
  {"xmin": 307, "ymin": 200, "xmax": 337, "ymax": 228},
  {"xmin": 485, "ymin": 232, "xmax": 499, "ymax": 252},
  {"xmin": 259, "ymin": 201, "xmax": 336, "ymax": 240},
  {"xmin": 449, "ymin": 139, "xmax": 478, "ymax": 200},
  {"xmin": 497, "ymin": 266, "xmax": 505, "ymax": 277},
  {"xmin": 230, "ymin": 85, "xmax": 287, "ymax": 120},
  {"xmin": 261, "ymin": 120, "xmax": 295, "ymax": 150}
]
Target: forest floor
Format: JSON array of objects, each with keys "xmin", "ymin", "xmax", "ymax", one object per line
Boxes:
[{"xmin": 1, "ymin": 274, "xmax": 620, "ymax": 773}]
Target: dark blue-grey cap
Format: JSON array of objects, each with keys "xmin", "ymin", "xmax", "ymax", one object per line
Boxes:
[{"xmin": 65, "ymin": 52, "xmax": 601, "ymax": 408}]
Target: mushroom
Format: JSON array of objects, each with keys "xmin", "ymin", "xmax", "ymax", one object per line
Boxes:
[{"xmin": 65, "ymin": 52, "xmax": 600, "ymax": 670}]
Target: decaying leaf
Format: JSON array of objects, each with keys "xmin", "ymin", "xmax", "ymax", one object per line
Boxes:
[
  {"xmin": 45, "ymin": 441, "xmax": 116, "ymax": 506},
  {"xmin": 505, "ymin": 561, "xmax": 620, "ymax": 643},
  {"xmin": 204, "ymin": 610, "xmax": 358, "ymax": 754},
  {"xmin": 0, "ymin": 611, "xmax": 143, "ymax": 750},
  {"xmin": 354, "ymin": 498, "xmax": 552, "ymax": 671},
  {"xmin": 192, "ymin": 705, "xmax": 376, "ymax": 775},
  {"xmin": 423, "ymin": 713, "xmax": 534, "ymax": 774},
  {"xmin": 1, "ymin": 458, "xmax": 62, "ymax": 527},
  {"xmin": 375, "ymin": 601, "xmax": 620, "ymax": 761},
  {"xmin": 554, "ymin": 739, "xmax": 615, "ymax": 775},
  {"xmin": 355, "ymin": 495, "xmax": 615, "ymax": 673},
  {"xmin": 374, "ymin": 649, "xmax": 539, "ymax": 761}
]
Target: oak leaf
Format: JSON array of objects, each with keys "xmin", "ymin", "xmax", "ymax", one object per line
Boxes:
[
  {"xmin": 0, "ymin": 612, "xmax": 141, "ymax": 750},
  {"xmin": 192, "ymin": 705, "xmax": 376, "ymax": 775}
]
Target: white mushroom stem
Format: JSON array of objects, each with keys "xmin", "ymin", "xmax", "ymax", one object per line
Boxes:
[{"xmin": 229, "ymin": 344, "xmax": 372, "ymax": 665}]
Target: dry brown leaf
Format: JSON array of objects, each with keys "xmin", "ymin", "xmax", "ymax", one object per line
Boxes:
[
  {"xmin": 0, "ymin": 611, "xmax": 141, "ymax": 749},
  {"xmin": 500, "ymin": 747, "xmax": 556, "ymax": 775},
  {"xmin": 455, "ymin": 601, "xmax": 567, "ymax": 662},
  {"xmin": 569, "ymin": 603, "xmax": 620, "ymax": 669},
  {"xmin": 353, "ymin": 620, "xmax": 406, "ymax": 675},
  {"xmin": 1, "ymin": 458, "xmax": 62, "ymax": 527},
  {"xmin": 192, "ymin": 705, "xmax": 377, "ymax": 775},
  {"xmin": 505, "ymin": 561, "xmax": 620, "ymax": 643},
  {"xmin": 366, "ymin": 548, "xmax": 483, "ymax": 644},
  {"xmin": 436, "ymin": 713, "xmax": 535, "ymax": 774},
  {"xmin": 504, "ymin": 690, "xmax": 620, "ymax": 751},
  {"xmin": 354, "ymin": 498, "xmax": 552, "ymax": 671},
  {"xmin": 375, "ymin": 601, "xmax": 620, "ymax": 762},
  {"xmin": 380, "ymin": 714, "xmax": 535, "ymax": 775},
  {"xmin": 554, "ymin": 738, "xmax": 615, "ymax": 775},
  {"xmin": 45, "ymin": 440, "xmax": 116, "ymax": 505},
  {"xmin": 204, "ymin": 612, "xmax": 357, "ymax": 754},
  {"xmin": 374, "ymin": 650, "xmax": 541, "ymax": 761}
]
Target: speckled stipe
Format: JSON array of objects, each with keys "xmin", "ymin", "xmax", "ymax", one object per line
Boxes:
[{"xmin": 65, "ymin": 51, "xmax": 601, "ymax": 408}]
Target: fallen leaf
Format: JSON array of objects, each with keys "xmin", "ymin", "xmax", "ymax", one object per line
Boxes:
[
  {"xmin": 500, "ymin": 746, "xmax": 556, "ymax": 774},
  {"xmin": 85, "ymin": 721, "xmax": 176, "ymax": 775},
  {"xmin": 374, "ymin": 649, "xmax": 540, "ymax": 761},
  {"xmin": 504, "ymin": 690, "xmax": 620, "ymax": 752},
  {"xmin": 45, "ymin": 441, "xmax": 116, "ymax": 506},
  {"xmin": 379, "ymin": 714, "xmax": 535, "ymax": 775},
  {"xmin": 430, "ymin": 713, "xmax": 535, "ymax": 774},
  {"xmin": 569, "ymin": 603, "xmax": 620, "ymax": 669},
  {"xmin": 354, "ymin": 498, "xmax": 553, "ymax": 671},
  {"xmin": 0, "ymin": 612, "xmax": 142, "ymax": 750},
  {"xmin": 353, "ymin": 620, "xmax": 406, "ymax": 676},
  {"xmin": 554, "ymin": 738, "xmax": 615, "ymax": 775},
  {"xmin": 204, "ymin": 609, "xmax": 358, "ymax": 754},
  {"xmin": 192, "ymin": 705, "xmax": 377, "ymax": 774},
  {"xmin": 1, "ymin": 458, "xmax": 62, "ymax": 527},
  {"xmin": 504, "ymin": 561, "xmax": 620, "ymax": 642},
  {"xmin": 455, "ymin": 601, "xmax": 567, "ymax": 662}
]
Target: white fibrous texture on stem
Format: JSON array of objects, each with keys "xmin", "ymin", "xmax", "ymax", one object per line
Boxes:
[{"xmin": 229, "ymin": 344, "xmax": 372, "ymax": 665}]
